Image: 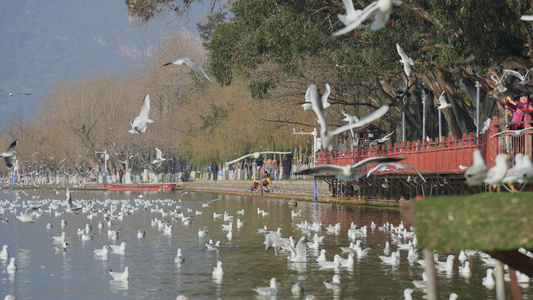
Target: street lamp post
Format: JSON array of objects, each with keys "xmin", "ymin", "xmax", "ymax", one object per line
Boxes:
[
  {"xmin": 475, "ymin": 81, "xmax": 481, "ymax": 139},
  {"xmin": 95, "ymin": 150, "xmax": 109, "ymax": 184},
  {"xmin": 293, "ymin": 128, "xmax": 318, "ymax": 167},
  {"xmin": 421, "ymin": 83, "xmax": 428, "ymax": 143}
]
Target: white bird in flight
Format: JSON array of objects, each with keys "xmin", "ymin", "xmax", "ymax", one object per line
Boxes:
[
  {"xmin": 396, "ymin": 44, "xmax": 414, "ymax": 77},
  {"xmin": 16, "ymin": 206, "xmax": 40, "ymax": 223},
  {"xmin": 225, "ymin": 151, "xmax": 291, "ymax": 165},
  {"xmin": 333, "ymin": 0, "xmax": 403, "ymax": 36},
  {"xmin": 337, "ymin": 0, "xmax": 365, "ymax": 31},
  {"xmin": 376, "ymin": 130, "xmax": 395, "ymax": 143},
  {"xmin": 0, "ymin": 140, "xmax": 18, "ymax": 169},
  {"xmin": 437, "ymin": 92, "xmax": 452, "ymax": 110},
  {"xmin": 490, "ymin": 127, "xmax": 533, "ymax": 138},
  {"xmin": 307, "ymin": 84, "xmax": 389, "ymax": 150},
  {"xmin": 153, "ymin": 148, "xmax": 166, "ymax": 164},
  {"xmin": 367, "ymin": 162, "xmax": 426, "ymax": 182},
  {"xmin": 503, "ymin": 68, "xmax": 533, "ymax": 85},
  {"xmin": 295, "ymin": 156, "xmax": 404, "ymax": 181},
  {"xmin": 490, "ymin": 71, "xmax": 508, "ymax": 93},
  {"xmin": 0, "ymin": 90, "xmax": 31, "ymax": 97},
  {"xmin": 521, "ymin": 15, "xmax": 533, "ymax": 21},
  {"xmin": 129, "ymin": 94, "xmax": 153, "ymax": 136},
  {"xmin": 163, "ymin": 58, "xmax": 212, "ymax": 82},
  {"xmin": 302, "ymin": 83, "xmax": 331, "ymax": 110},
  {"xmin": 197, "ymin": 198, "xmax": 221, "ymax": 207}
]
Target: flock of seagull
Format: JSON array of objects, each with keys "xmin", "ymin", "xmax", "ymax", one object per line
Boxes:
[
  {"xmin": 464, "ymin": 149, "xmax": 533, "ymax": 192},
  {"xmin": 2, "ymin": 186, "xmax": 532, "ymax": 299}
]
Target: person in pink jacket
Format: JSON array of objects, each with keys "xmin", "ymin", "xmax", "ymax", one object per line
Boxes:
[{"xmin": 504, "ymin": 92, "xmax": 531, "ymax": 129}]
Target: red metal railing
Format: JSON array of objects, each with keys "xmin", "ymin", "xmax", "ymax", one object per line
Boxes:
[{"xmin": 315, "ymin": 116, "xmax": 504, "ymax": 175}]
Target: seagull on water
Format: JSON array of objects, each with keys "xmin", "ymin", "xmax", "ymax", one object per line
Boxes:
[
  {"xmin": 163, "ymin": 58, "xmax": 212, "ymax": 82},
  {"xmin": 397, "ymin": 44, "xmax": 414, "ymax": 77},
  {"xmin": 306, "ymin": 84, "xmax": 390, "ymax": 150},
  {"xmin": 333, "ymin": 0, "xmax": 403, "ymax": 35},
  {"xmin": 175, "ymin": 248, "xmax": 184, "ymax": 264},
  {"xmin": 109, "ymin": 266, "xmax": 129, "ymax": 281},
  {"xmin": 286, "ymin": 236, "xmax": 308, "ymax": 263},
  {"xmin": 109, "ymin": 242, "xmax": 127, "ymax": 254},
  {"xmin": 295, "ymin": 156, "xmax": 404, "ymax": 181},
  {"xmin": 65, "ymin": 188, "xmax": 81, "ymax": 213},
  {"xmin": 323, "ymin": 274, "xmax": 342, "ymax": 290},
  {"xmin": 16, "ymin": 206, "xmax": 40, "ymax": 223},
  {"xmin": 129, "ymin": 94, "xmax": 153, "ymax": 136},
  {"xmin": 0, "ymin": 245, "xmax": 8, "ymax": 260},
  {"xmin": 253, "ymin": 277, "xmax": 278, "ymax": 296},
  {"xmin": 212, "ymin": 261, "xmax": 223, "ymax": 277},
  {"xmin": 0, "ymin": 140, "xmax": 18, "ymax": 169},
  {"xmin": 6, "ymin": 257, "xmax": 16, "ymax": 271},
  {"xmin": 225, "ymin": 151, "xmax": 292, "ymax": 165}
]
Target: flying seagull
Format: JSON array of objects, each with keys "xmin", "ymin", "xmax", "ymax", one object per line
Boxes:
[
  {"xmin": 337, "ymin": 0, "xmax": 365, "ymax": 31},
  {"xmin": 490, "ymin": 70, "xmax": 509, "ymax": 93},
  {"xmin": 0, "ymin": 90, "xmax": 31, "ymax": 97},
  {"xmin": 129, "ymin": 94, "xmax": 153, "ymax": 136},
  {"xmin": 65, "ymin": 188, "xmax": 81, "ymax": 213},
  {"xmin": 376, "ymin": 131, "xmax": 395, "ymax": 143},
  {"xmin": 521, "ymin": 15, "xmax": 533, "ymax": 21},
  {"xmin": 0, "ymin": 140, "xmax": 18, "ymax": 168},
  {"xmin": 225, "ymin": 151, "xmax": 292, "ymax": 165},
  {"xmin": 307, "ymin": 84, "xmax": 389, "ymax": 150},
  {"xmin": 490, "ymin": 127, "xmax": 533, "ymax": 138},
  {"xmin": 503, "ymin": 68, "xmax": 533, "ymax": 85},
  {"xmin": 163, "ymin": 58, "xmax": 212, "ymax": 82},
  {"xmin": 333, "ymin": 0, "xmax": 403, "ymax": 36},
  {"xmin": 16, "ymin": 206, "xmax": 40, "ymax": 223},
  {"xmin": 301, "ymin": 83, "xmax": 331, "ymax": 111},
  {"xmin": 153, "ymin": 148, "xmax": 166, "ymax": 164},
  {"xmin": 197, "ymin": 198, "xmax": 221, "ymax": 207},
  {"xmin": 396, "ymin": 44, "xmax": 414, "ymax": 77},
  {"xmin": 294, "ymin": 156, "xmax": 404, "ymax": 181},
  {"xmin": 437, "ymin": 92, "xmax": 452, "ymax": 110}
]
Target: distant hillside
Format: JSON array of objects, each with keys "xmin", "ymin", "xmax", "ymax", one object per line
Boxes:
[{"xmin": 0, "ymin": 0, "xmax": 194, "ymax": 125}]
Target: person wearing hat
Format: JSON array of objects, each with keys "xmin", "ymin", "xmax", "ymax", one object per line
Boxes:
[{"xmin": 504, "ymin": 92, "xmax": 531, "ymax": 129}]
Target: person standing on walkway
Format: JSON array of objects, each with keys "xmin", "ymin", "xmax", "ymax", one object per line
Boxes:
[
  {"xmin": 267, "ymin": 156, "xmax": 277, "ymax": 180},
  {"xmin": 283, "ymin": 155, "xmax": 292, "ymax": 180},
  {"xmin": 211, "ymin": 162, "xmax": 219, "ymax": 180},
  {"xmin": 256, "ymin": 156, "xmax": 263, "ymax": 179}
]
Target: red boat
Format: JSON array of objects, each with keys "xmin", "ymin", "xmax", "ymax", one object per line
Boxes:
[{"xmin": 103, "ymin": 183, "xmax": 178, "ymax": 192}]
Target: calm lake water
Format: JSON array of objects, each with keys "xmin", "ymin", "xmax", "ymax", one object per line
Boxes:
[{"xmin": 0, "ymin": 189, "xmax": 531, "ymax": 299}]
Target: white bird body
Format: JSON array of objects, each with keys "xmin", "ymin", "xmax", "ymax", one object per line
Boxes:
[
  {"xmin": 483, "ymin": 154, "xmax": 508, "ymax": 188},
  {"xmin": 94, "ymin": 245, "xmax": 109, "ymax": 256},
  {"xmin": 483, "ymin": 268, "xmax": 495, "ymax": 287},
  {"xmin": 6, "ymin": 257, "xmax": 16, "ymax": 271},
  {"xmin": 153, "ymin": 148, "xmax": 166, "ymax": 164},
  {"xmin": 490, "ymin": 71, "xmax": 508, "ymax": 93},
  {"xmin": 109, "ymin": 242, "xmax": 126, "ymax": 254},
  {"xmin": 254, "ymin": 277, "xmax": 277, "ymax": 296},
  {"xmin": 403, "ymin": 288, "xmax": 415, "ymax": 300},
  {"xmin": 109, "ymin": 266, "xmax": 129, "ymax": 281},
  {"xmin": 287, "ymin": 236, "xmax": 308, "ymax": 263},
  {"xmin": 367, "ymin": 162, "xmax": 425, "ymax": 182},
  {"xmin": 317, "ymin": 249, "xmax": 327, "ymax": 262},
  {"xmin": 129, "ymin": 94, "xmax": 153, "ymax": 136},
  {"xmin": 163, "ymin": 58, "xmax": 212, "ymax": 82},
  {"xmin": 438, "ymin": 91, "xmax": 452, "ymax": 110},
  {"xmin": 502, "ymin": 153, "xmax": 524, "ymax": 185},
  {"xmin": 212, "ymin": 261, "xmax": 223, "ymax": 277},
  {"xmin": 465, "ymin": 149, "xmax": 488, "ymax": 186},
  {"xmin": 518, "ymin": 154, "xmax": 533, "ymax": 183},
  {"xmin": 503, "ymin": 68, "xmax": 533, "ymax": 85},
  {"xmin": 521, "ymin": 15, "xmax": 533, "ymax": 21},
  {"xmin": 175, "ymin": 248, "xmax": 184, "ymax": 264},
  {"xmin": 65, "ymin": 188, "xmax": 81, "ymax": 213},
  {"xmin": 0, "ymin": 245, "xmax": 8, "ymax": 260},
  {"xmin": 323, "ymin": 274, "xmax": 342, "ymax": 290},
  {"xmin": 397, "ymin": 44, "xmax": 414, "ymax": 77}
]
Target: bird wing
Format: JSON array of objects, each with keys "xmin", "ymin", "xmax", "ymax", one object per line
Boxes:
[
  {"xmin": 259, "ymin": 151, "xmax": 292, "ymax": 155},
  {"xmin": 24, "ymin": 206, "xmax": 39, "ymax": 218},
  {"xmin": 294, "ymin": 165, "xmax": 344, "ymax": 176},
  {"xmin": 352, "ymin": 156, "xmax": 404, "ymax": 171},
  {"xmin": 390, "ymin": 163, "xmax": 426, "ymax": 182},
  {"xmin": 139, "ymin": 94, "xmax": 151, "ymax": 120},
  {"xmin": 378, "ymin": 130, "xmax": 395, "ymax": 142},
  {"xmin": 332, "ymin": 1, "xmax": 379, "ymax": 36},
  {"xmin": 308, "ymin": 84, "xmax": 328, "ymax": 130},
  {"xmin": 438, "ymin": 91, "xmax": 447, "ymax": 106},
  {"xmin": 225, "ymin": 153, "xmax": 255, "ymax": 165},
  {"xmin": 521, "ymin": 15, "xmax": 533, "ymax": 21},
  {"xmin": 503, "ymin": 69, "xmax": 524, "ymax": 80},
  {"xmin": 321, "ymin": 83, "xmax": 331, "ymax": 108},
  {"xmin": 396, "ymin": 43, "xmax": 408, "ymax": 60},
  {"xmin": 331, "ymin": 105, "xmax": 389, "ymax": 135},
  {"xmin": 3, "ymin": 157, "xmax": 14, "ymax": 169},
  {"xmin": 338, "ymin": 0, "xmax": 358, "ymax": 25},
  {"xmin": 180, "ymin": 58, "xmax": 212, "ymax": 82},
  {"xmin": 206, "ymin": 198, "xmax": 221, "ymax": 205},
  {"xmin": 5, "ymin": 140, "xmax": 18, "ymax": 153},
  {"xmin": 490, "ymin": 130, "xmax": 513, "ymax": 138},
  {"xmin": 155, "ymin": 148, "xmax": 162, "ymax": 159}
]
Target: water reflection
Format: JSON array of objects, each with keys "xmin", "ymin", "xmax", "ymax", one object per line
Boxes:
[{"xmin": 0, "ymin": 190, "xmax": 530, "ymax": 299}]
